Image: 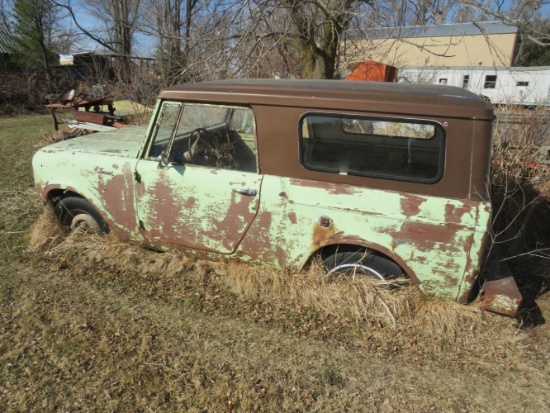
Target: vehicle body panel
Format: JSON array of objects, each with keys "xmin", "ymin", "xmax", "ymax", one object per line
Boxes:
[
  {"xmin": 32, "ymin": 79, "xmax": 519, "ymax": 316},
  {"xmin": 134, "ymin": 161, "xmax": 262, "ymax": 253}
]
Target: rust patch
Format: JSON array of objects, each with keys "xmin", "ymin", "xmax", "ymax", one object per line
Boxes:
[
  {"xmin": 289, "ymin": 178, "xmax": 360, "ymax": 195},
  {"xmin": 141, "ymin": 169, "xmax": 260, "ymax": 254},
  {"xmin": 184, "ymin": 197, "xmax": 196, "ymax": 209},
  {"xmin": 400, "ymin": 194, "xmax": 426, "ymax": 218},
  {"xmin": 391, "ymin": 221, "xmax": 461, "ymax": 252},
  {"xmin": 96, "ymin": 163, "xmax": 140, "ymax": 240},
  {"xmin": 311, "ymin": 220, "xmax": 348, "ymax": 252},
  {"xmin": 213, "ymin": 190, "xmax": 257, "ymax": 251},
  {"xmin": 482, "ymin": 277, "xmax": 522, "ymax": 317},
  {"xmin": 239, "ymin": 211, "xmax": 285, "ymax": 267},
  {"xmin": 145, "ymin": 178, "xmax": 191, "ymax": 247},
  {"xmin": 288, "ymin": 212, "xmax": 297, "ymax": 224},
  {"xmin": 445, "ymin": 202, "xmax": 473, "ymax": 224},
  {"xmin": 458, "ymin": 215, "xmax": 491, "ymax": 303}
]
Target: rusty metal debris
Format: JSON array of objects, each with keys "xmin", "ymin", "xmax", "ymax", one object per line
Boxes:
[
  {"xmin": 480, "ymin": 247, "xmax": 522, "ymax": 317},
  {"xmin": 45, "ymin": 89, "xmax": 125, "ymax": 131}
]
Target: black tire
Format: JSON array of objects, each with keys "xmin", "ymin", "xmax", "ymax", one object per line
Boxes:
[
  {"xmin": 54, "ymin": 196, "xmax": 109, "ymax": 234},
  {"xmin": 323, "ymin": 247, "xmax": 404, "ymax": 281}
]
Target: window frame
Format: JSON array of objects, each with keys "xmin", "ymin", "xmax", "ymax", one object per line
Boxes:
[
  {"xmin": 144, "ymin": 100, "xmax": 183, "ymax": 160},
  {"xmin": 298, "ymin": 112, "xmax": 446, "ymax": 184},
  {"xmin": 145, "ymin": 100, "xmax": 259, "ymax": 173},
  {"xmin": 484, "ymin": 75, "xmax": 497, "ymax": 89},
  {"xmin": 462, "ymin": 75, "xmax": 470, "ymax": 89}
]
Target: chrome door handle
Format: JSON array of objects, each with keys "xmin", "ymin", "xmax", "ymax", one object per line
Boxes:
[{"xmin": 233, "ymin": 188, "xmax": 257, "ymax": 196}]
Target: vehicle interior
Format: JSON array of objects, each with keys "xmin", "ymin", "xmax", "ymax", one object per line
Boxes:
[
  {"xmin": 148, "ymin": 104, "xmax": 257, "ymax": 173},
  {"xmin": 301, "ymin": 115, "xmax": 444, "ymax": 182}
]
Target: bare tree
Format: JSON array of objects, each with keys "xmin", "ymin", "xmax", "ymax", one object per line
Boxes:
[
  {"xmin": 274, "ymin": 0, "xmax": 357, "ymax": 78},
  {"xmin": 460, "ymin": 0, "xmax": 550, "ymax": 46}
]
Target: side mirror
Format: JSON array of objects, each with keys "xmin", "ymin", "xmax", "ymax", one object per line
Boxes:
[{"xmin": 158, "ymin": 151, "xmax": 170, "ymax": 167}]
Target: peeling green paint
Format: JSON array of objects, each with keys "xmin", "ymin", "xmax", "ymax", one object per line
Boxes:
[{"xmin": 33, "ymin": 82, "xmax": 501, "ymax": 308}]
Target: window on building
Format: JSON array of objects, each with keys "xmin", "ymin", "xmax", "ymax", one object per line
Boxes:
[
  {"xmin": 517, "ymin": 81, "xmax": 529, "ymax": 87},
  {"xmin": 484, "ymin": 75, "xmax": 497, "ymax": 89},
  {"xmin": 438, "ymin": 78, "xmax": 447, "ymax": 85},
  {"xmin": 462, "ymin": 75, "xmax": 470, "ymax": 89},
  {"xmin": 299, "ymin": 114, "xmax": 445, "ymax": 183}
]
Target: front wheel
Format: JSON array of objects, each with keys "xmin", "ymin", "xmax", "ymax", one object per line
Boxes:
[
  {"xmin": 54, "ymin": 196, "xmax": 109, "ymax": 234},
  {"xmin": 323, "ymin": 248, "xmax": 404, "ymax": 281}
]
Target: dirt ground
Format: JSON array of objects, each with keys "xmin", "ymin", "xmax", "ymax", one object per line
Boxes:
[{"xmin": 1, "ymin": 115, "xmax": 549, "ymax": 412}]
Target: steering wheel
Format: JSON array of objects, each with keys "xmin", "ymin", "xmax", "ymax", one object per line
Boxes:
[{"xmin": 185, "ymin": 128, "xmax": 211, "ymax": 163}]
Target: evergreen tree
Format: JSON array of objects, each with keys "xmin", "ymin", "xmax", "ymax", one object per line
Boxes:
[{"xmin": 8, "ymin": 0, "xmax": 59, "ymax": 79}]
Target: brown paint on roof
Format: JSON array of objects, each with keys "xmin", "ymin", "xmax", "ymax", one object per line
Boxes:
[{"xmin": 159, "ymin": 79, "xmax": 494, "ymax": 120}]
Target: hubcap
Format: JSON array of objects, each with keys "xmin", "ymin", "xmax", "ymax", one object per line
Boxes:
[{"xmin": 70, "ymin": 213, "xmax": 100, "ymax": 233}]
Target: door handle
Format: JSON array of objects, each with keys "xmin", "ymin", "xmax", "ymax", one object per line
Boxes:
[{"xmin": 233, "ymin": 188, "xmax": 257, "ymax": 196}]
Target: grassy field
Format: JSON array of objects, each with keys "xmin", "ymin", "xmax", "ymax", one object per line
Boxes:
[{"xmin": 1, "ymin": 115, "xmax": 550, "ymax": 412}]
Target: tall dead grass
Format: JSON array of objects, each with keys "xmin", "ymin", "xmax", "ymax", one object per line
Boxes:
[
  {"xmin": 28, "ymin": 206, "xmax": 520, "ymax": 351},
  {"xmin": 491, "ymin": 107, "xmax": 550, "ymax": 280}
]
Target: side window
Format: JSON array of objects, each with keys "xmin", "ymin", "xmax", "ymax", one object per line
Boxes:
[
  {"xmin": 484, "ymin": 75, "xmax": 497, "ymax": 89},
  {"xmin": 299, "ymin": 114, "xmax": 445, "ymax": 183},
  {"xmin": 148, "ymin": 102, "xmax": 182, "ymax": 159},
  {"xmin": 167, "ymin": 103, "xmax": 257, "ymax": 173}
]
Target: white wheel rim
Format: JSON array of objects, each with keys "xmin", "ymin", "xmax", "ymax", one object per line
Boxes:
[
  {"xmin": 326, "ymin": 263, "xmax": 386, "ymax": 281},
  {"xmin": 70, "ymin": 213, "xmax": 100, "ymax": 233}
]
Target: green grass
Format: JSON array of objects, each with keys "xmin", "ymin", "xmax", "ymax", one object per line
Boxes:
[{"xmin": 1, "ymin": 114, "xmax": 550, "ymax": 412}]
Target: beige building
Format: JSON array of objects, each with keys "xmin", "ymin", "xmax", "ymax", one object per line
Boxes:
[{"xmin": 344, "ymin": 21, "xmax": 518, "ymax": 69}]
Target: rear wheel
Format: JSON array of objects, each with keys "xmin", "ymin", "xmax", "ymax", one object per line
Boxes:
[
  {"xmin": 54, "ymin": 196, "xmax": 109, "ymax": 234},
  {"xmin": 323, "ymin": 247, "xmax": 404, "ymax": 281}
]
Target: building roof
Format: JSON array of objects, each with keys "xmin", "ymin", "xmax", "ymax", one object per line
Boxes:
[{"xmin": 359, "ymin": 21, "xmax": 517, "ymax": 40}]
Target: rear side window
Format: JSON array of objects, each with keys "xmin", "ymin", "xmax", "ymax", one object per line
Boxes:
[{"xmin": 299, "ymin": 114, "xmax": 445, "ymax": 183}]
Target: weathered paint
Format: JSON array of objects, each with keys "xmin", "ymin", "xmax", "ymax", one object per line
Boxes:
[
  {"xmin": 133, "ymin": 160, "xmax": 262, "ymax": 253},
  {"xmin": 32, "ymin": 80, "xmax": 519, "ymax": 316},
  {"xmin": 478, "ymin": 246, "xmax": 522, "ymax": 317},
  {"xmin": 32, "ymin": 131, "xmax": 145, "ymax": 242},
  {"xmin": 482, "ymin": 278, "xmax": 522, "ymax": 317},
  {"xmin": 238, "ymin": 176, "xmax": 490, "ymax": 301}
]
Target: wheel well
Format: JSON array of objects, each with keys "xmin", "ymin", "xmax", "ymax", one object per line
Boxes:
[
  {"xmin": 52, "ymin": 194, "xmax": 110, "ymax": 234},
  {"xmin": 310, "ymin": 243, "xmax": 417, "ymax": 283},
  {"xmin": 314, "ymin": 244, "xmax": 398, "ymax": 268},
  {"xmin": 47, "ymin": 189, "xmax": 83, "ymax": 205},
  {"xmin": 318, "ymin": 244, "xmax": 372, "ymax": 260}
]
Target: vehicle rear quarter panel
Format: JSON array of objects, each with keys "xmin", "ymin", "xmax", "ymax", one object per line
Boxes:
[{"xmin": 239, "ymin": 175, "xmax": 491, "ymax": 301}]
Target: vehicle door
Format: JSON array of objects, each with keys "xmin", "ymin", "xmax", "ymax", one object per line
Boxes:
[{"xmin": 134, "ymin": 101, "xmax": 262, "ymax": 254}]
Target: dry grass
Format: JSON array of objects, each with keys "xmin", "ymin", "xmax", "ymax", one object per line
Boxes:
[
  {"xmin": 27, "ymin": 208, "xmax": 521, "ymax": 352},
  {"xmin": 491, "ymin": 108, "xmax": 550, "ymax": 281},
  {"xmin": 3, "ymin": 113, "xmax": 550, "ymax": 411}
]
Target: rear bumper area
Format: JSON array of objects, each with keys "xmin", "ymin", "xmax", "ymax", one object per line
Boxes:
[{"xmin": 480, "ymin": 247, "xmax": 522, "ymax": 317}]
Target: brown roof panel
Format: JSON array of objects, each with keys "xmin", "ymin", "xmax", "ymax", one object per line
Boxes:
[{"xmin": 159, "ymin": 79, "xmax": 493, "ymax": 120}]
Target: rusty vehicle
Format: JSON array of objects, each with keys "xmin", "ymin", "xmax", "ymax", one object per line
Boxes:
[{"xmin": 32, "ymin": 79, "xmax": 522, "ymax": 316}]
